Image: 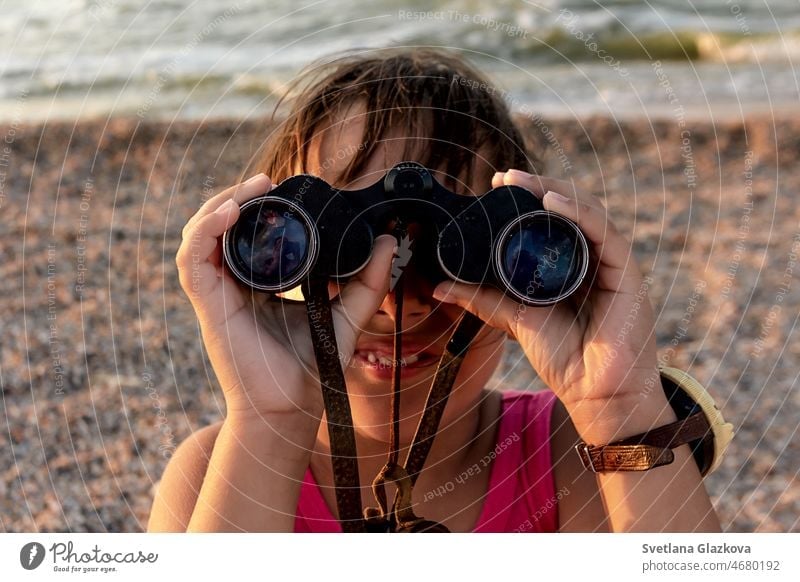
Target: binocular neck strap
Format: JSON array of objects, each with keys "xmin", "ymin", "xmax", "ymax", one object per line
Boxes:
[
  {"xmin": 300, "ymin": 263, "xmax": 484, "ymax": 533},
  {"xmin": 300, "ymin": 276, "xmax": 366, "ymax": 533},
  {"xmin": 371, "ymin": 308, "xmax": 485, "ymax": 531},
  {"xmin": 402, "ymin": 310, "xmax": 485, "ymax": 485},
  {"xmin": 371, "ymin": 256, "xmax": 486, "ymax": 531}
]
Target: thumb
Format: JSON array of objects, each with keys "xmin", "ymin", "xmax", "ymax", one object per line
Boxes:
[
  {"xmin": 432, "ymin": 280, "xmax": 520, "ymax": 336},
  {"xmin": 332, "ymin": 234, "xmax": 396, "ymax": 333}
]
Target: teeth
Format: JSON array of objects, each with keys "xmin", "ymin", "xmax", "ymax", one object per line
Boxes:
[{"xmin": 361, "ymin": 351, "xmax": 424, "ymax": 367}]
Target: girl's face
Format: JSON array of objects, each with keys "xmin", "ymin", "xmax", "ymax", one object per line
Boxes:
[{"xmin": 299, "ymin": 104, "xmax": 508, "ymax": 445}]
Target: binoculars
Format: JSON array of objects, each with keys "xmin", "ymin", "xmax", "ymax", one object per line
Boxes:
[{"xmin": 222, "ymin": 162, "xmax": 589, "ymax": 306}]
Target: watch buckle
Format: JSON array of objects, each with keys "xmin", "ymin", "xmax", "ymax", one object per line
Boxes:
[{"xmin": 575, "ymin": 442, "xmax": 598, "ymax": 472}]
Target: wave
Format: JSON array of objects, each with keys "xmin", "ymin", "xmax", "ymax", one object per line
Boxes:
[
  {"xmin": 2, "ymin": 0, "xmax": 798, "ymax": 121},
  {"xmin": 511, "ymin": 29, "xmax": 800, "ymax": 64}
]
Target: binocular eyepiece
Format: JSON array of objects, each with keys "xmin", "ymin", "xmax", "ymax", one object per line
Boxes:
[{"xmin": 222, "ymin": 162, "xmax": 590, "ymax": 306}]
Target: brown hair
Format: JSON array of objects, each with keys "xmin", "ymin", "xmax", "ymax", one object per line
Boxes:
[{"xmin": 251, "ymin": 47, "xmax": 542, "ymax": 193}]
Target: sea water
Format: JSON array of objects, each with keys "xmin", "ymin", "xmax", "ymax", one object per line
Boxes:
[{"xmin": 0, "ymin": 0, "xmax": 798, "ymax": 121}]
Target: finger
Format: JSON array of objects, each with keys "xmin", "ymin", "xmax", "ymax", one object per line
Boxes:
[
  {"xmin": 494, "ymin": 169, "xmax": 600, "ymax": 207},
  {"xmin": 176, "ymin": 199, "xmax": 240, "ymax": 296},
  {"xmin": 491, "ymin": 172, "xmax": 505, "ymax": 189},
  {"xmin": 493, "ymin": 169, "xmax": 636, "ymax": 291},
  {"xmin": 182, "ymin": 173, "xmax": 271, "ymax": 239},
  {"xmin": 432, "ymin": 280, "xmax": 522, "ymax": 337},
  {"xmin": 542, "ymin": 190, "xmax": 640, "ymax": 292},
  {"xmin": 333, "ymin": 234, "xmax": 396, "ymax": 332},
  {"xmin": 432, "ymin": 277, "xmax": 580, "ymax": 363}
]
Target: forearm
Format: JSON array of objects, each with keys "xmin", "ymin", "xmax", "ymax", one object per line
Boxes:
[
  {"xmin": 569, "ymin": 388, "xmax": 721, "ymax": 533},
  {"xmin": 187, "ymin": 413, "xmax": 319, "ymax": 532}
]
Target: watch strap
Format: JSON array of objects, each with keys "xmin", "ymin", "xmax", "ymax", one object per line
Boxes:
[{"xmin": 575, "ymin": 410, "xmax": 712, "ymax": 472}]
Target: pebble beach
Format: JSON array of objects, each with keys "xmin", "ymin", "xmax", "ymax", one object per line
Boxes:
[{"xmin": 1, "ymin": 113, "xmax": 798, "ymax": 532}]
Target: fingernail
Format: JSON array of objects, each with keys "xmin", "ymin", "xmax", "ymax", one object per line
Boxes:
[
  {"xmin": 545, "ymin": 190, "xmax": 570, "ymax": 204},
  {"xmin": 432, "ymin": 285, "xmax": 454, "ymax": 302},
  {"xmin": 507, "ymin": 169, "xmax": 534, "ymax": 179},
  {"xmin": 493, "ymin": 171, "xmax": 505, "ymax": 181},
  {"xmin": 432, "ymin": 288, "xmax": 448, "ymax": 301},
  {"xmin": 376, "ymin": 234, "xmax": 398, "ymax": 254},
  {"xmin": 215, "ymin": 199, "xmax": 237, "ymax": 216}
]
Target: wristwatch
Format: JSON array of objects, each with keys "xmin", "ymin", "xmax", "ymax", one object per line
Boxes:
[{"xmin": 575, "ymin": 366, "xmax": 734, "ymax": 476}]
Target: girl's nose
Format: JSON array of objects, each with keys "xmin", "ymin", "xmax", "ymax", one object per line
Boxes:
[
  {"xmin": 376, "ymin": 264, "xmax": 434, "ymax": 327},
  {"xmin": 377, "ymin": 289, "xmax": 432, "ymax": 326}
]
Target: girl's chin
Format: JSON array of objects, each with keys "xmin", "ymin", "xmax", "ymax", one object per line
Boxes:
[{"xmin": 344, "ymin": 367, "xmax": 438, "ymax": 403}]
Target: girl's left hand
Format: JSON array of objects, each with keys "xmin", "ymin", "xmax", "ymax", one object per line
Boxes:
[{"xmin": 432, "ymin": 169, "xmax": 664, "ymax": 441}]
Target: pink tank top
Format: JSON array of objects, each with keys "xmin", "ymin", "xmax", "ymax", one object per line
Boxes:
[{"xmin": 294, "ymin": 389, "xmax": 559, "ymax": 532}]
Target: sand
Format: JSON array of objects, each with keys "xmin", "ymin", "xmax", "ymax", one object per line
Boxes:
[{"xmin": 0, "ymin": 113, "xmax": 798, "ymax": 532}]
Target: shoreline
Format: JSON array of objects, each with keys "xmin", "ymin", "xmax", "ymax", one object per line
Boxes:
[{"xmin": 3, "ymin": 100, "xmax": 798, "ymax": 126}]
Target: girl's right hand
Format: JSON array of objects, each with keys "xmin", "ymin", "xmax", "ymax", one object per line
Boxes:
[{"xmin": 176, "ymin": 173, "xmax": 396, "ymax": 424}]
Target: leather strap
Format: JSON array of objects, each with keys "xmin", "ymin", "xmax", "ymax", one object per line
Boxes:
[
  {"xmin": 403, "ymin": 311, "xmax": 485, "ymax": 485},
  {"xmin": 301, "ymin": 235, "xmax": 484, "ymax": 533},
  {"xmin": 365, "ymin": 224, "xmax": 484, "ymax": 533},
  {"xmin": 386, "ymin": 311, "xmax": 484, "ymax": 531},
  {"xmin": 301, "ymin": 276, "xmax": 366, "ymax": 532},
  {"xmin": 575, "ymin": 410, "xmax": 711, "ymax": 472}
]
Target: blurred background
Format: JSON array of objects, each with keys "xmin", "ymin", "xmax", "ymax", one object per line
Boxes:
[{"xmin": 1, "ymin": 0, "xmax": 798, "ymax": 532}]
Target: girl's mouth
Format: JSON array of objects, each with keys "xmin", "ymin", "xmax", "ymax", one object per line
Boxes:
[{"xmin": 352, "ymin": 348, "xmax": 441, "ymax": 379}]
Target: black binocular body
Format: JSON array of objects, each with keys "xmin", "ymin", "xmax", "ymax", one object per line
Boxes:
[{"xmin": 223, "ymin": 162, "xmax": 589, "ymax": 306}]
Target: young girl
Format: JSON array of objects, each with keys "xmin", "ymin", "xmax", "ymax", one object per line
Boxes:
[{"xmin": 150, "ymin": 47, "xmax": 721, "ymax": 533}]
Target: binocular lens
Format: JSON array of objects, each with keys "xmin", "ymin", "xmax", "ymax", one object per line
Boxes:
[
  {"xmin": 227, "ymin": 199, "xmax": 316, "ymax": 292},
  {"xmin": 497, "ymin": 212, "xmax": 589, "ymax": 305}
]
